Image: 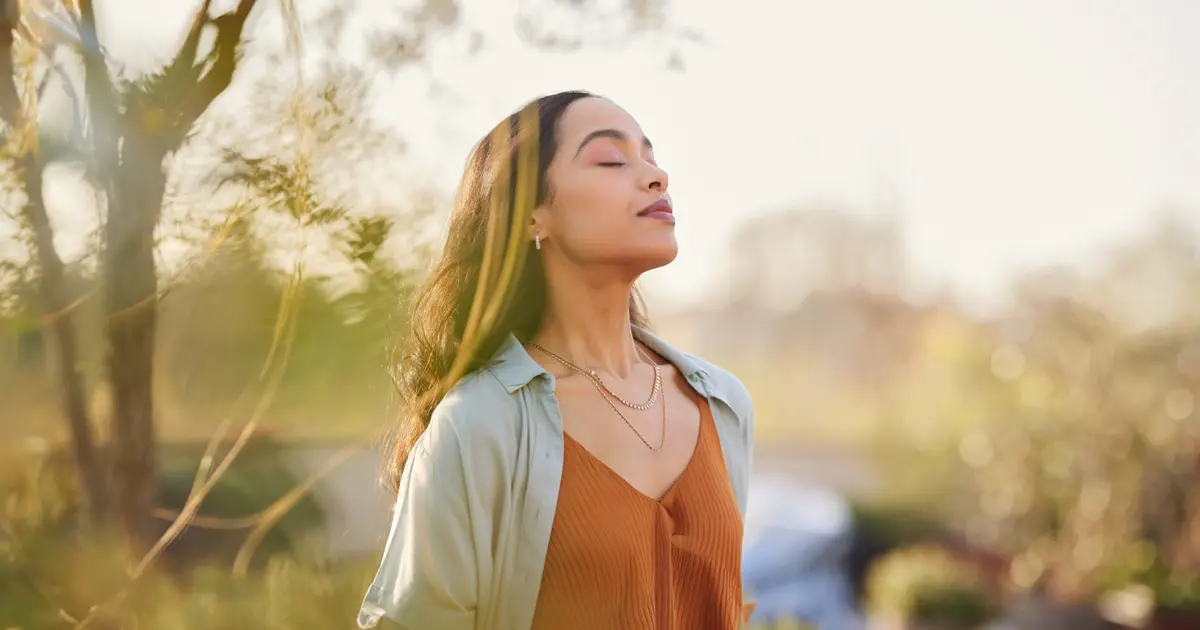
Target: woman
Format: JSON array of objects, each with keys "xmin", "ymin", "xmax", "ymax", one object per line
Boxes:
[{"xmin": 358, "ymin": 90, "xmax": 755, "ymax": 630}]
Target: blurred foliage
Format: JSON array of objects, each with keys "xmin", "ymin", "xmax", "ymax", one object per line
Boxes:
[
  {"xmin": 1, "ymin": 537, "xmax": 377, "ymax": 630},
  {"xmin": 152, "ymin": 214, "xmax": 416, "ymax": 438},
  {"xmin": 0, "ymin": 214, "xmax": 415, "ymax": 441},
  {"xmin": 707, "ymin": 206, "xmax": 1200, "ymax": 618},
  {"xmin": 865, "ymin": 544, "xmax": 999, "ymax": 627},
  {"xmin": 911, "ymin": 585, "xmax": 998, "ymax": 628},
  {"xmin": 0, "ymin": 436, "xmax": 354, "ymax": 628},
  {"xmin": 906, "ymin": 291, "xmax": 1200, "ymax": 602},
  {"xmin": 155, "ymin": 438, "xmax": 328, "ymax": 570}
]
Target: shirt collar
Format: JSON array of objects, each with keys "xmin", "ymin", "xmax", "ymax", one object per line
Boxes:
[{"xmin": 488, "ymin": 326, "xmax": 711, "ymax": 396}]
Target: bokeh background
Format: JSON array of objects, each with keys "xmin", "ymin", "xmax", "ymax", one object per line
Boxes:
[{"xmin": 2, "ymin": 1, "xmax": 1198, "ymax": 629}]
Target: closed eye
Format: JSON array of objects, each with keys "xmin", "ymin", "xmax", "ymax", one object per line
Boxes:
[{"xmin": 598, "ymin": 162, "xmax": 626, "ymax": 167}]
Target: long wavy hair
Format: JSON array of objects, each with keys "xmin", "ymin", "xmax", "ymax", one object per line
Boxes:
[{"xmin": 388, "ymin": 90, "xmax": 649, "ymax": 490}]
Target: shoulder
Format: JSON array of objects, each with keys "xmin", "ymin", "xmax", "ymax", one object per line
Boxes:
[
  {"xmin": 422, "ymin": 367, "xmax": 524, "ymax": 462},
  {"xmin": 433, "ymin": 368, "xmax": 521, "ymax": 426},
  {"xmin": 636, "ymin": 326, "xmax": 753, "ymax": 424},
  {"xmin": 687, "ymin": 352, "xmax": 754, "ymax": 424}
]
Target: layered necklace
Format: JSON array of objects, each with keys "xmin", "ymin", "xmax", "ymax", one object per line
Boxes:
[{"xmin": 528, "ymin": 341, "xmax": 667, "ymax": 452}]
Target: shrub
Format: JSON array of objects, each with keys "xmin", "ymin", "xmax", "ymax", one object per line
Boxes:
[{"xmin": 866, "ymin": 544, "xmax": 999, "ymax": 628}]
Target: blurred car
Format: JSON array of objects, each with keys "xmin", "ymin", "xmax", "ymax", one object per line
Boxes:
[{"xmin": 742, "ymin": 474, "xmax": 867, "ymax": 630}]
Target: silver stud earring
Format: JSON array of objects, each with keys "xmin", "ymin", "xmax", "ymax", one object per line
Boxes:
[{"xmin": 534, "ymin": 232, "xmax": 541, "ymax": 250}]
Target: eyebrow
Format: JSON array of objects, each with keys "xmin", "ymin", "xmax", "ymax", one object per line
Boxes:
[{"xmin": 573, "ymin": 128, "xmax": 653, "ymax": 158}]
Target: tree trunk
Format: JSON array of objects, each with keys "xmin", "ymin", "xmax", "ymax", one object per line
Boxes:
[
  {"xmin": 78, "ymin": 0, "xmax": 260, "ymax": 549},
  {"xmin": 0, "ymin": 0, "xmax": 108, "ymax": 525},
  {"xmin": 102, "ymin": 139, "xmax": 167, "ymax": 546},
  {"xmin": 23, "ymin": 153, "xmax": 109, "ymax": 524}
]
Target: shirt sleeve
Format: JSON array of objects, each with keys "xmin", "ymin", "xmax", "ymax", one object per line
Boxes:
[{"xmin": 358, "ymin": 406, "xmax": 478, "ymax": 630}]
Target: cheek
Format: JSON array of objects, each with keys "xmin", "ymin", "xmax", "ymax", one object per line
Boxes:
[{"xmin": 552, "ymin": 176, "xmax": 632, "ymax": 236}]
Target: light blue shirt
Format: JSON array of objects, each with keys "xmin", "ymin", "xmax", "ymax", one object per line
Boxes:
[{"xmin": 358, "ymin": 327, "xmax": 755, "ymax": 630}]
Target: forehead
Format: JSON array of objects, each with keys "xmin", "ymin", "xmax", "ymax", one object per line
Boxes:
[{"xmin": 556, "ymin": 97, "xmax": 644, "ymax": 146}]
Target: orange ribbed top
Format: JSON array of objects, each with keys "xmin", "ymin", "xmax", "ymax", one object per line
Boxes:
[{"xmin": 530, "ymin": 392, "xmax": 744, "ymax": 630}]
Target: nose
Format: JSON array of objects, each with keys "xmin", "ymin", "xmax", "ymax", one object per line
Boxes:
[{"xmin": 643, "ymin": 161, "xmax": 668, "ymax": 193}]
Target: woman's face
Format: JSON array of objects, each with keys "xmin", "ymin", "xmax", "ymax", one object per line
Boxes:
[{"xmin": 534, "ymin": 97, "xmax": 676, "ymax": 273}]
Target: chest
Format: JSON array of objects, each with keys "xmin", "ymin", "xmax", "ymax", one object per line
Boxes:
[
  {"xmin": 530, "ymin": 397, "xmax": 745, "ymax": 629},
  {"xmin": 553, "ymin": 376, "xmax": 702, "ymax": 501},
  {"xmin": 491, "ymin": 372, "xmax": 749, "ymax": 630}
]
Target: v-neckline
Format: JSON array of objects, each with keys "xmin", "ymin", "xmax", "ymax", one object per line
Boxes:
[{"xmin": 562, "ymin": 401, "xmax": 707, "ymax": 505}]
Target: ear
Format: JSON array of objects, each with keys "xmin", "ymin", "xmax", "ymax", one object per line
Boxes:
[{"xmin": 528, "ymin": 205, "xmax": 549, "ymax": 243}]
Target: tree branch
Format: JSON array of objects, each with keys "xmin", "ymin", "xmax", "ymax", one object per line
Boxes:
[
  {"xmin": 77, "ymin": 0, "xmax": 120, "ymax": 181},
  {"xmin": 50, "ymin": 60, "xmax": 83, "ymax": 140},
  {"xmin": 35, "ymin": 63, "xmax": 52, "ymax": 100},
  {"xmin": 170, "ymin": 0, "xmax": 257, "ymax": 145},
  {"xmin": 181, "ymin": 0, "xmax": 214, "ymax": 65},
  {"xmin": 163, "ymin": 0, "xmax": 213, "ymax": 87}
]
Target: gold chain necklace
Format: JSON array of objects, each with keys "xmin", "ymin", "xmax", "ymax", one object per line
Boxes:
[
  {"xmin": 527, "ymin": 342, "xmax": 662, "ymax": 410},
  {"xmin": 528, "ymin": 342, "xmax": 667, "ymax": 451}
]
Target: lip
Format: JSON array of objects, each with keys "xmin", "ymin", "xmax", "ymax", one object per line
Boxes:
[{"xmin": 637, "ymin": 199, "xmax": 674, "ymax": 223}]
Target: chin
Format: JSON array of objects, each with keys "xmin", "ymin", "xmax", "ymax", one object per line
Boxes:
[{"xmin": 629, "ymin": 241, "xmax": 678, "ymax": 272}]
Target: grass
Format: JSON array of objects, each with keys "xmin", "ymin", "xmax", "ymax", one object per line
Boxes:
[{"xmin": 0, "ymin": 432, "xmax": 377, "ymax": 629}]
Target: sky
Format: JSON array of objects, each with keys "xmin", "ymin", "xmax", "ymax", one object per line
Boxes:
[{"xmin": 25, "ymin": 0, "xmax": 1200, "ymax": 311}]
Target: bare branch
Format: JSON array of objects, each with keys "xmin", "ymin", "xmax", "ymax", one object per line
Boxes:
[
  {"xmin": 35, "ymin": 63, "xmax": 51, "ymax": 99},
  {"xmin": 77, "ymin": 0, "xmax": 119, "ymax": 178},
  {"xmin": 232, "ymin": 439, "xmax": 366, "ymax": 576},
  {"xmin": 162, "ymin": 0, "xmax": 214, "ymax": 88},
  {"xmin": 170, "ymin": 0, "xmax": 258, "ymax": 144},
  {"xmin": 180, "ymin": 0, "xmax": 214, "ymax": 67},
  {"xmin": 50, "ymin": 60, "xmax": 82, "ymax": 136}
]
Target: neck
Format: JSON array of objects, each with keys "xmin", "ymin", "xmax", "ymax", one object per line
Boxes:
[{"xmin": 534, "ymin": 262, "xmax": 642, "ymax": 378}]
